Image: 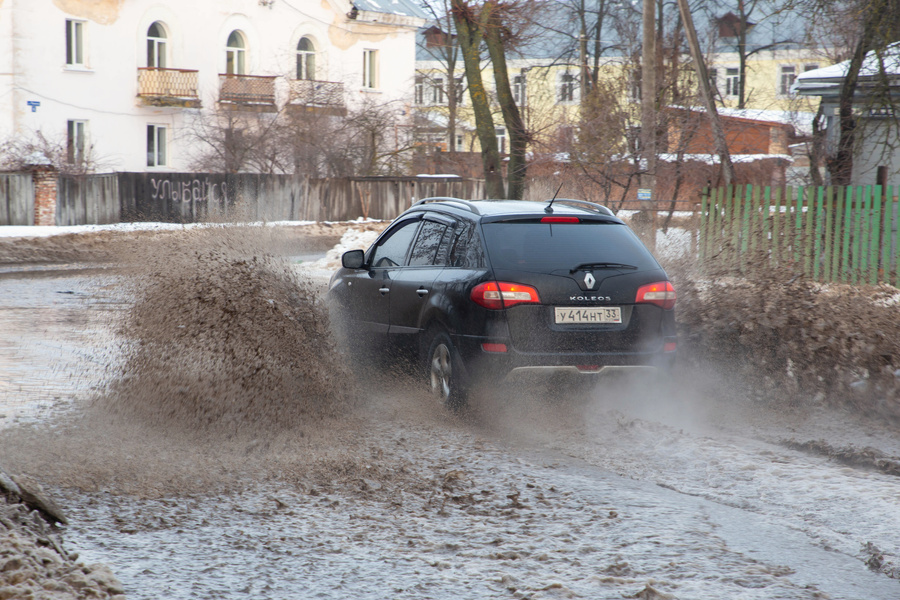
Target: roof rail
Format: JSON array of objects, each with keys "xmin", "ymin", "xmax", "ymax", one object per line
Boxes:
[
  {"xmin": 551, "ymin": 198, "xmax": 615, "ymax": 217},
  {"xmin": 412, "ymin": 196, "xmax": 481, "ymax": 215}
]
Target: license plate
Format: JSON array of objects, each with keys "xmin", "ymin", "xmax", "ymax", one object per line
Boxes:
[{"xmin": 554, "ymin": 306, "xmax": 622, "ymax": 324}]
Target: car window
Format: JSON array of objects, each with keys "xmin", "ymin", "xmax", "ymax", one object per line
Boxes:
[
  {"xmin": 369, "ymin": 219, "xmax": 420, "ymax": 268},
  {"xmin": 408, "ymin": 220, "xmax": 449, "ymax": 266},
  {"xmin": 448, "ymin": 220, "xmax": 486, "ymax": 268},
  {"xmin": 482, "ymin": 222, "xmax": 659, "ymax": 272}
]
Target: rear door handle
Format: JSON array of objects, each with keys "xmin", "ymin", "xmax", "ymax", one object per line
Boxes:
[
  {"xmin": 379, "ymin": 287, "xmax": 390, "ymax": 295},
  {"xmin": 416, "ymin": 287, "xmax": 429, "ymax": 297}
]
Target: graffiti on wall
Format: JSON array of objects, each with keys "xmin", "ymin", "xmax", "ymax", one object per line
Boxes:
[{"xmin": 149, "ymin": 177, "xmax": 229, "ymax": 205}]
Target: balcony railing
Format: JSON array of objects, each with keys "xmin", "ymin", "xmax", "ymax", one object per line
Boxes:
[
  {"xmin": 218, "ymin": 74, "xmax": 277, "ymax": 106},
  {"xmin": 137, "ymin": 68, "xmax": 200, "ymax": 105},
  {"xmin": 289, "ymin": 79, "xmax": 345, "ymax": 109}
]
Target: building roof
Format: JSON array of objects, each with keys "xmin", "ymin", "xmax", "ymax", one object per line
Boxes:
[
  {"xmin": 792, "ymin": 41, "xmax": 900, "ymax": 97},
  {"xmin": 417, "ymin": 0, "xmax": 826, "ymax": 63},
  {"xmin": 669, "ymin": 106, "xmax": 816, "ymax": 136},
  {"xmin": 353, "ymin": 0, "xmax": 429, "ymax": 20}
]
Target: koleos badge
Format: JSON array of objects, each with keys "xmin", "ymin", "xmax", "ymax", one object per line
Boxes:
[{"xmin": 583, "ymin": 272, "xmax": 596, "ymax": 289}]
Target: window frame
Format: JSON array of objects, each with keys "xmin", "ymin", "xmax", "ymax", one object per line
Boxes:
[
  {"xmin": 708, "ymin": 67, "xmax": 719, "ymax": 97},
  {"xmin": 147, "ymin": 22, "xmax": 167, "ymax": 69},
  {"xmin": 725, "ymin": 67, "xmax": 741, "ymax": 98},
  {"xmin": 430, "ymin": 77, "xmax": 445, "ymax": 105},
  {"xmin": 65, "ymin": 19, "xmax": 86, "ymax": 67},
  {"xmin": 414, "ymin": 76, "xmax": 425, "ymax": 105},
  {"xmin": 296, "ymin": 36, "xmax": 316, "ymax": 80},
  {"xmin": 226, "ymin": 30, "xmax": 247, "ymax": 76},
  {"xmin": 779, "ymin": 65, "xmax": 797, "ymax": 96},
  {"xmin": 66, "ymin": 120, "xmax": 87, "ymax": 165},
  {"xmin": 362, "ymin": 48, "xmax": 379, "ymax": 89},
  {"xmin": 558, "ymin": 71, "xmax": 577, "ymax": 104},
  {"xmin": 147, "ymin": 124, "xmax": 168, "ymax": 168},
  {"xmin": 496, "ymin": 127, "xmax": 507, "ymax": 154},
  {"xmin": 513, "ymin": 73, "xmax": 527, "ymax": 106}
]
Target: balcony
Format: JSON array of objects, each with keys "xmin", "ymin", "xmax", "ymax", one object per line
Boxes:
[
  {"xmin": 288, "ymin": 79, "xmax": 346, "ymax": 116},
  {"xmin": 137, "ymin": 68, "xmax": 200, "ymax": 107},
  {"xmin": 218, "ymin": 74, "xmax": 277, "ymax": 109}
]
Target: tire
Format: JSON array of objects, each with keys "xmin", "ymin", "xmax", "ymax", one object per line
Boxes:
[{"xmin": 425, "ymin": 331, "xmax": 467, "ymax": 411}]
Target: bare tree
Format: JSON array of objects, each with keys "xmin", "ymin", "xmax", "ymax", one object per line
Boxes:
[
  {"xmin": 186, "ymin": 97, "xmax": 416, "ymax": 177},
  {"xmin": 417, "ymin": 0, "xmax": 467, "ymax": 156},
  {"xmin": 0, "ymin": 130, "xmax": 107, "ymax": 175},
  {"xmin": 704, "ymin": 0, "xmax": 805, "ymax": 109},
  {"xmin": 185, "ymin": 106, "xmax": 290, "ymax": 174},
  {"xmin": 451, "ymin": 0, "xmax": 507, "ymax": 198}
]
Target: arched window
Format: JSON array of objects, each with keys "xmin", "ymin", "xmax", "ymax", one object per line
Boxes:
[
  {"xmin": 296, "ymin": 37, "xmax": 316, "ymax": 80},
  {"xmin": 226, "ymin": 30, "xmax": 246, "ymax": 75},
  {"xmin": 147, "ymin": 22, "xmax": 167, "ymax": 68}
]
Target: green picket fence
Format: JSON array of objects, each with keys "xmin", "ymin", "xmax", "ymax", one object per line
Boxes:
[{"xmin": 699, "ymin": 185, "xmax": 900, "ymax": 287}]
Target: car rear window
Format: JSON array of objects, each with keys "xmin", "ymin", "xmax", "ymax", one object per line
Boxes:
[{"xmin": 482, "ymin": 221, "xmax": 660, "ymax": 273}]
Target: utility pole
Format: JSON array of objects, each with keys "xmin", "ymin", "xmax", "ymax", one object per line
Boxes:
[
  {"xmin": 676, "ymin": 0, "xmax": 735, "ymax": 185},
  {"xmin": 639, "ymin": 0, "xmax": 657, "ymax": 249}
]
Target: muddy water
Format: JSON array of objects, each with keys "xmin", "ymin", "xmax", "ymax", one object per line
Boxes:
[
  {"xmin": 0, "ymin": 270, "xmax": 123, "ymax": 425},
  {"xmin": 1, "ymin": 228, "xmax": 899, "ymax": 599}
]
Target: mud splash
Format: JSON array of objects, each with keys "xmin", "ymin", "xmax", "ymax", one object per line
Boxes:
[{"xmin": 100, "ymin": 226, "xmax": 354, "ymax": 434}]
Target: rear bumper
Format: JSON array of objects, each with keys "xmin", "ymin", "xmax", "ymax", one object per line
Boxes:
[{"xmin": 454, "ymin": 334, "xmax": 676, "ymax": 382}]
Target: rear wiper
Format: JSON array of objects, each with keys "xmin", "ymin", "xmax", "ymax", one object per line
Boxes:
[{"xmin": 570, "ymin": 262, "xmax": 638, "ymax": 273}]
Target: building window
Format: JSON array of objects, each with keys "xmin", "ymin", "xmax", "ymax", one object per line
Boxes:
[
  {"xmin": 708, "ymin": 67, "xmax": 719, "ymax": 96},
  {"xmin": 513, "ymin": 73, "xmax": 527, "ymax": 106},
  {"xmin": 226, "ymin": 30, "xmax": 246, "ymax": 75},
  {"xmin": 496, "ymin": 127, "xmax": 506, "ymax": 154},
  {"xmin": 558, "ymin": 72, "xmax": 576, "ymax": 103},
  {"xmin": 414, "ymin": 76, "xmax": 425, "ymax": 104},
  {"xmin": 804, "ymin": 63, "xmax": 820, "ymax": 73},
  {"xmin": 363, "ymin": 49, "xmax": 378, "ymax": 89},
  {"xmin": 725, "ymin": 67, "xmax": 741, "ymax": 97},
  {"xmin": 454, "ymin": 77, "xmax": 464, "ymax": 104},
  {"xmin": 147, "ymin": 124, "xmax": 167, "ymax": 167},
  {"xmin": 455, "ymin": 134, "xmax": 464, "ymax": 152},
  {"xmin": 629, "ymin": 68, "xmax": 642, "ymax": 102},
  {"xmin": 65, "ymin": 20, "xmax": 85, "ymax": 67},
  {"xmin": 296, "ymin": 37, "xmax": 316, "ymax": 80},
  {"xmin": 147, "ymin": 22, "xmax": 167, "ymax": 68},
  {"xmin": 779, "ymin": 65, "xmax": 796, "ymax": 95},
  {"xmin": 67, "ymin": 120, "xmax": 86, "ymax": 165},
  {"xmin": 430, "ymin": 77, "xmax": 445, "ymax": 104}
]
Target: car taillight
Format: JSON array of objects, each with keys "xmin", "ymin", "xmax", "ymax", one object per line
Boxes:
[
  {"xmin": 635, "ymin": 281, "xmax": 676, "ymax": 310},
  {"xmin": 470, "ymin": 281, "xmax": 541, "ymax": 309}
]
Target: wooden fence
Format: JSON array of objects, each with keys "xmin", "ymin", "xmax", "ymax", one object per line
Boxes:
[
  {"xmin": 0, "ymin": 173, "xmax": 484, "ymax": 226},
  {"xmin": 700, "ymin": 185, "xmax": 900, "ymax": 287},
  {"xmin": 57, "ymin": 174, "xmax": 119, "ymax": 226},
  {"xmin": 0, "ymin": 174, "xmax": 34, "ymax": 226},
  {"xmin": 113, "ymin": 173, "xmax": 484, "ymax": 224}
]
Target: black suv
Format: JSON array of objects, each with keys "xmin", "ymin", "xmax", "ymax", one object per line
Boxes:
[{"xmin": 327, "ymin": 198, "xmax": 676, "ymax": 407}]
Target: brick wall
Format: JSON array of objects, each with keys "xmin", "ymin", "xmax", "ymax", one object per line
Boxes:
[{"xmin": 32, "ymin": 167, "xmax": 57, "ymax": 226}]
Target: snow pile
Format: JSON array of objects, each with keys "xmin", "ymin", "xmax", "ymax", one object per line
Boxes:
[
  {"xmin": 299, "ymin": 227, "xmax": 382, "ymax": 276},
  {"xmin": 0, "ymin": 486, "xmax": 124, "ymax": 599}
]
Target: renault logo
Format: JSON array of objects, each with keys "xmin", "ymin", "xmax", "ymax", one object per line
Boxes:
[{"xmin": 583, "ymin": 272, "xmax": 596, "ymax": 289}]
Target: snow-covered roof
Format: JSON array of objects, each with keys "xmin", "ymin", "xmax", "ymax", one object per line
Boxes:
[
  {"xmin": 669, "ymin": 106, "xmax": 816, "ymax": 137},
  {"xmin": 792, "ymin": 41, "xmax": 900, "ymax": 96},
  {"xmin": 353, "ymin": 0, "xmax": 429, "ymax": 20}
]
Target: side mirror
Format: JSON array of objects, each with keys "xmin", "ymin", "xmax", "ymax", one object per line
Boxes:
[{"xmin": 341, "ymin": 249, "xmax": 366, "ymax": 269}]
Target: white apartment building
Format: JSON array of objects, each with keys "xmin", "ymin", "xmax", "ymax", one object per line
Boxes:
[{"xmin": 0, "ymin": 0, "xmax": 426, "ymax": 172}]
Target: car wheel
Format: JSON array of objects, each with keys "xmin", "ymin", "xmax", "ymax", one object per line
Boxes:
[{"xmin": 426, "ymin": 331, "xmax": 466, "ymax": 411}]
